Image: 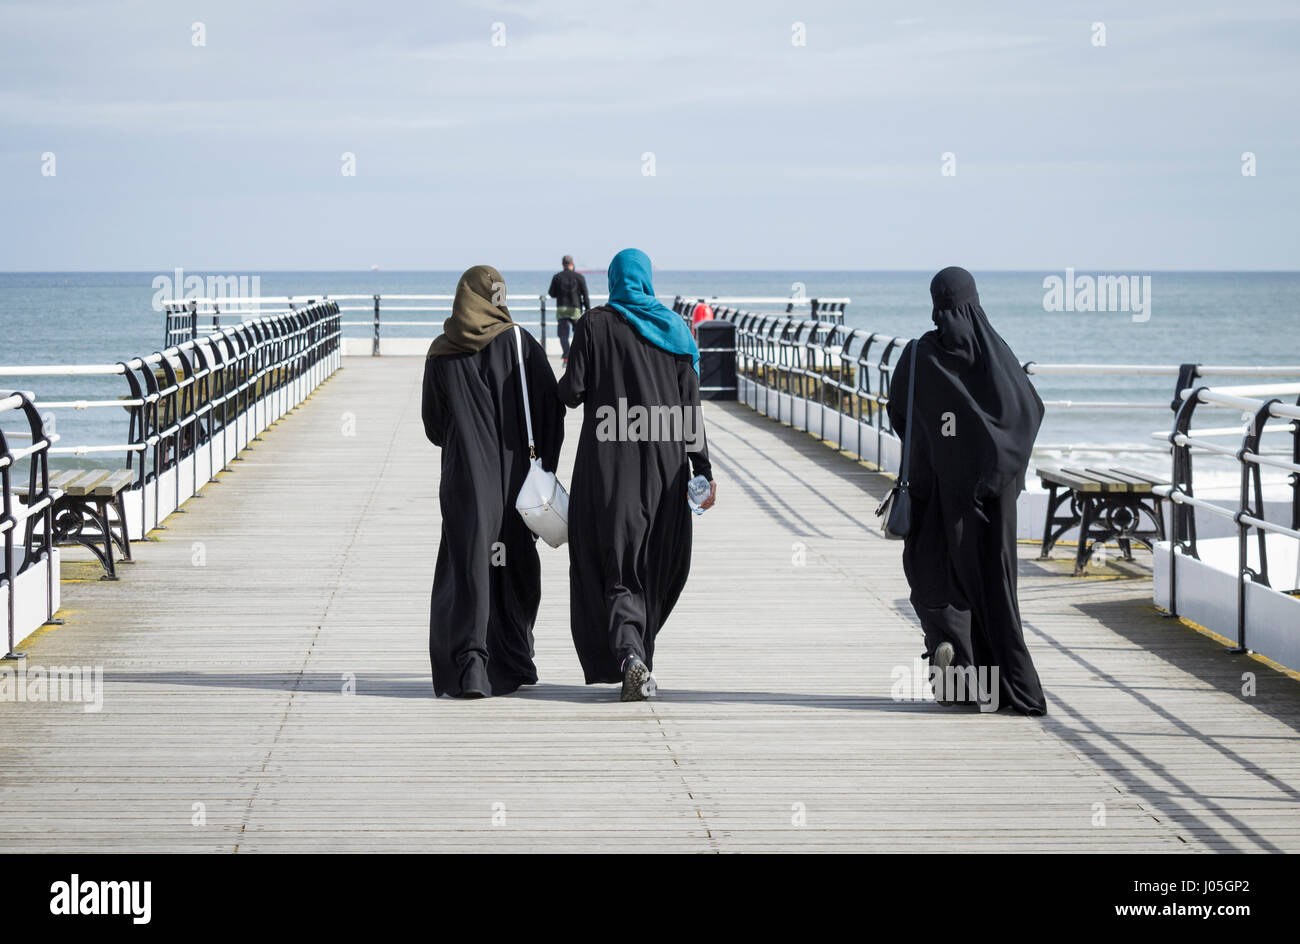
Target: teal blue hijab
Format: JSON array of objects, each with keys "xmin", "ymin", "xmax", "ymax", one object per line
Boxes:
[{"xmin": 606, "ymin": 248, "xmax": 699, "ymax": 373}]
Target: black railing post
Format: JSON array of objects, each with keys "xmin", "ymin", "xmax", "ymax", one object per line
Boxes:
[
  {"xmin": 373, "ymin": 294, "xmax": 381, "ymax": 357},
  {"xmin": 0, "ymin": 413, "xmax": 16, "ymax": 658},
  {"xmin": 1292, "ymin": 394, "xmax": 1300, "ymax": 535},
  {"xmin": 539, "ymin": 295, "xmax": 547, "ymax": 350},
  {"xmin": 1165, "ymin": 391, "xmax": 1206, "ymax": 620},
  {"xmin": 1232, "ymin": 399, "xmax": 1280, "ymax": 654},
  {"xmin": 1234, "ymin": 509, "xmax": 1248, "ymax": 654}
]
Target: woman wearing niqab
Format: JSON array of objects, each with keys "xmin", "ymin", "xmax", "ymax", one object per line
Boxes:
[
  {"xmin": 558, "ymin": 249, "xmax": 716, "ymax": 701},
  {"xmin": 887, "ymin": 267, "xmax": 1047, "ymax": 715},
  {"xmin": 422, "ymin": 265, "xmax": 565, "ymax": 698}
]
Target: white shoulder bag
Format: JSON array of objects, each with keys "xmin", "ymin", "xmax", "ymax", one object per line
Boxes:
[{"xmin": 512, "ymin": 326, "xmax": 570, "ymax": 547}]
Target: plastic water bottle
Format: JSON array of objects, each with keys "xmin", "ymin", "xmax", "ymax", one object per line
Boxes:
[{"xmin": 687, "ymin": 474, "xmax": 712, "ymax": 515}]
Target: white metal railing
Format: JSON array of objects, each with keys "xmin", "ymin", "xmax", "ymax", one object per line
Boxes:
[
  {"xmin": 1025, "ymin": 365, "xmax": 1300, "ymax": 412},
  {"xmin": 1024, "ymin": 364, "xmax": 1300, "ymax": 376},
  {"xmin": 715, "ymin": 306, "xmax": 1300, "ymax": 461},
  {"xmin": 160, "ymin": 292, "xmax": 848, "ymax": 355},
  {"xmin": 0, "ymin": 391, "xmax": 58, "ymax": 656},
  {"xmin": 0, "ymin": 301, "xmax": 343, "ymax": 539},
  {"xmin": 1152, "ymin": 381, "xmax": 1300, "ymax": 651}
]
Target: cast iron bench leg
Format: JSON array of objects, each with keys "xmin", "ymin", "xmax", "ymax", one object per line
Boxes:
[
  {"xmin": 92, "ymin": 498, "xmax": 119, "ymax": 580},
  {"xmin": 110, "ymin": 492, "xmax": 132, "ymax": 562},
  {"xmin": 1039, "ymin": 484, "xmax": 1059, "ymax": 558},
  {"xmin": 1074, "ymin": 499, "xmax": 1095, "ymax": 576}
]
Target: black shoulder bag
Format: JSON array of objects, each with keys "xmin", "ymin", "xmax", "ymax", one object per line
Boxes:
[{"xmin": 875, "ymin": 340, "xmax": 917, "ymax": 540}]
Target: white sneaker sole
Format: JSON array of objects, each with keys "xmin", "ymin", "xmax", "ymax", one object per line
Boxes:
[{"xmin": 932, "ymin": 642, "xmax": 955, "ymax": 706}]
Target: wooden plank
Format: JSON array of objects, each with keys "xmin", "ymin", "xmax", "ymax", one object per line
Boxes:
[
  {"xmin": 62, "ymin": 469, "xmax": 111, "ymax": 497},
  {"xmin": 1085, "ymin": 467, "xmax": 1155, "ymax": 492},
  {"xmin": 1038, "ymin": 466, "xmax": 1102, "ymax": 491},
  {"xmin": 1061, "ymin": 466, "xmax": 1127, "ymax": 492},
  {"xmin": 15, "ymin": 469, "xmax": 77, "ymax": 497},
  {"xmin": 1078, "ymin": 467, "xmax": 1141, "ymax": 489},
  {"xmin": 92, "ymin": 469, "xmax": 134, "ymax": 496},
  {"xmin": 1, "ymin": 356, "xmax": 1297, "ymax": 853},
  {"xmin": 49, "ymin": 469, "xmax": 80, "ymax": 490},
  {"xmin": 1112, "ymin": 466, "xmax": 1171, "ymax": 488}
]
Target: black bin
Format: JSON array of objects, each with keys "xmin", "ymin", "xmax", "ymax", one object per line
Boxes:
[{"xmin": 695, "ymin": 320, "xmax": 736, "ymax": 401}]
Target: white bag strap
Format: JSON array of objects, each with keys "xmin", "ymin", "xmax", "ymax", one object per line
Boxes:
[{"xmin": 513, "ymin": 326, "xmax": 537, "ymax": 460}]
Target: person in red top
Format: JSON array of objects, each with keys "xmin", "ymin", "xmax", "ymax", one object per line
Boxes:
[{"xmin": 690, "ymin": 302, "xmax": 714, "ymax": 334}]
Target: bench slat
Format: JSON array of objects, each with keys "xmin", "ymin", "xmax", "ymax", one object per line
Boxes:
[
  {"xmin": 64, "ymin": 470, "xmax": 112, "ymax": 497},
  {"xmin": 1041, "ymin": 463, "xmax": 1172, "ymax": 496},
  {"xmin": 54, "ymin": 471, "xmax": 94, "ymax": 494},
  {"xmin": 1038, "ymin": 466, "xmax": 1103, "ymax": 491},
  {"xmin": 93, "ymin": 470, "xmax": 134, "ymax": 496},
  {"xmin": 1111, "ymin": 466, "xmax": 1170, "ymax": 488},
  {"xmin": 49, "ymin": 469, "xmax": 81, "ymax": 490},
  {"xmin": 1085, "ymin": 467, "xmax": 1156, "ymax": 492},
  {"xmin": 1081, "ymin": 467, "xmax": 1153, "ymax": 492},
  {"xmin": 1061, "ymin": 467, "xmax": 1129, "ymax": 492}
]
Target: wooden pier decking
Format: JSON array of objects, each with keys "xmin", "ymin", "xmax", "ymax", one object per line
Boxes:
[{"xmin": 2, "ymin": 355, "xmax": 1298, "ymax": 853}]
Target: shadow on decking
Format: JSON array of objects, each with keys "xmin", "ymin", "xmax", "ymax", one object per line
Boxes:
[
  {"xmin": 1027, "ymin": 597, "xmax": 1300, "ymax": 853},
  {"xmin": 99, "ymin": 670, "xmax": 957, "ymax": 713},
  {"xmin": 706, "ymin": 401, "xmax": 893, "ymax": 537},
  {"xmin": 506, "ymin": 684, "xmax": 959, "ymax": 712},
  {"xmin": 887, "ymin": 575, "xmax": 1300, "ymax": 851}
]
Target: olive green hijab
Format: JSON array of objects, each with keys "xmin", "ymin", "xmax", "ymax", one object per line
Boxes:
[{"xmin": 427, "ymin": 265, "xmax": 514, "ymax": 357}]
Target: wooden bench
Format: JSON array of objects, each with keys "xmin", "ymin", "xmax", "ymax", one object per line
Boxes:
[
  {"xmin": 20, "ymin": 469, "xmax": 134, "ymax": 579},
  {"xmin": 1036, "ymin": 466, "xmax": 1168, "ymax": 576}
]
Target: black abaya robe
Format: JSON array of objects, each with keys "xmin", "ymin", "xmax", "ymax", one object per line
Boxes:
[
  {"xmin": 887, "ymin": 267, "xmax": 1047, "ymax": 715},
  {"xmin": 557, "ymin": 306, "xmax": 712, "ymax": 683},
  {"xmin": 421, "ymin": 329, "xmax": 564, "ymax": 696}
]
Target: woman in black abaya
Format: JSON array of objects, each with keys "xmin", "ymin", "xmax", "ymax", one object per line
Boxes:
[
  {"xmin": 887, "ymin": 267, "xmax": 1047, "ymax": 715},
  {"xmin": 422, "ymin": 265, "xmax": 564, "ymax": 698},
  {"xmin": 558, "ymin": 249, "xmax": 716, "ymax": 701}
]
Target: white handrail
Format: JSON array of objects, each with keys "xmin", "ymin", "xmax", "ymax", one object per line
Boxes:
[
  {"xmin": 1153, "ymin": 485, "xmax": 1239, "ymax": 521},
  {"xmin": 689, "ymin": 296, "xmax": 852, "ymax": 305},
  {"xmin": 1245, "ymin": 453, "xmax": 1300, "ymax": 475},
  {"xmin": 1028, "ymin": 364, "xmax": 1300, "ymax": 376},
  {"xmin": 0, "ymin": 364, "xmax": 127, "ymax": 377},
  {"xmin": 1151, "ymin": 424, "xmax": 1292, "ymax": 439},
  {"xmin": 1180, "ymin": 387, "xmax": 1300, "ymax": 419},
  {"xmin": 164, "ymin": 292, "xmax": 841, "ymax": 307},
  {"xmin": 1042, "ymin": 400, "xmax": 1170, "ymax": 410},
  {"xmin": 47, "ymin": 443, "xmax": 147, "ymax": 455}
]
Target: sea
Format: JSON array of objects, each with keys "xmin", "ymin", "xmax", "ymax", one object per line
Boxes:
[{"xmin": 1, "ymin": 271, "xmax": 1296, "ymax": 489}]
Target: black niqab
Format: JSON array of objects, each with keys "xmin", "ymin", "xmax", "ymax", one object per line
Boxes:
[
  {"xmin": 899, "ymin": 267, "xmax": 1044, "ymax": 505},
  {"xmin": 888, "ymin": 267, "xmax": 1047, "ymax": 715}
]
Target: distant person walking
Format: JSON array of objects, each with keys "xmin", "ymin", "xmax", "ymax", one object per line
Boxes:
[
  {"xmin": 887, "ymin": 267, "xmax": 1047, "ymax": 715},
  {"xmin": 422, "ymin": 265, "xmax": 565, "ymax": 698},
  {"xmin": 548, "ymin": 255, "xmax": 590, "ymax": 364},
  {"xmin": 558, "ymin": 249, "xmax": 716, "ymax": 701}
]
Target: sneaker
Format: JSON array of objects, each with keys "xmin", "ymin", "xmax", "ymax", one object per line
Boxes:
[
  {"xmin": 931, "ymin": 642, "xmax": 955, "ymax": 706},
  {"xmin": 620, "ymin": 654, "xmax": 657, "ymax": 702}
]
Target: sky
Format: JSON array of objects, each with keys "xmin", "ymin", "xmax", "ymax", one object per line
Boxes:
[{"xmin": 1, "ymin": 0, "xmax": 1297, "ymax": 271}]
